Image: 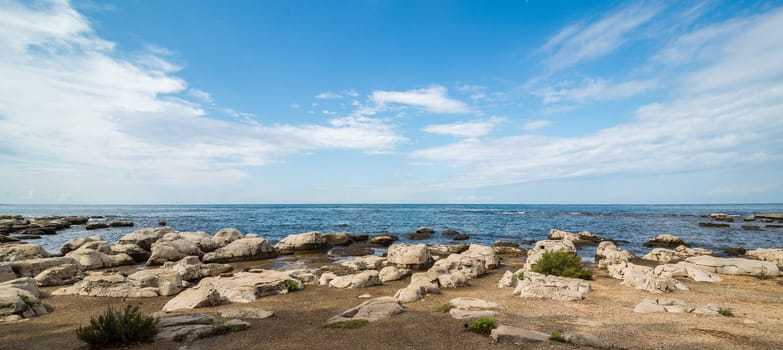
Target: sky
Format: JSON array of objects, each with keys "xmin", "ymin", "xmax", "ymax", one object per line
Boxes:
[{"xmin": 1, "ymin": 0, "xmax": 782, "ymax": 204}]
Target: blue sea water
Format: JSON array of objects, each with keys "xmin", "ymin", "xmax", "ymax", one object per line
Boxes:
[{"xmin": 2, "ymin": 204, "xmax": 782, "ymax": 256}]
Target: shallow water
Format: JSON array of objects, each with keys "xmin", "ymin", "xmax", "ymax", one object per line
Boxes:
[{"xmin": 2, "ymin": 204, "xmax": 782, "ymax": 255}]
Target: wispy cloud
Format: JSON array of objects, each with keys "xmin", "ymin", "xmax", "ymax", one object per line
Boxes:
[
  {"xmin": 371, "ymin": 86, "xmax": 471, "ymax": 114},
  {"xmin": 315, "ymin": 91, "xmax": 342, "ymax": 99},
  {"xmin": 411, "ymin": 7, "xmax": 783, "ymax": 190},
  {"xmin": 0, "ymin": 0, "xmax": 405, "ymax": 195},
  {"xmin": 421, "ymin": 116, "xmax": 504, "ymax": 138},
  {"xmin": 522, "ymin": 120, "xmax": 552, "ymax": 131},
  {"xmin": 535, "ymin": 78, "xmax": 657, "ymax": 104},
  {"xmin": 538, "ymin": 4, "xmax": 662, "ymax": 70}
]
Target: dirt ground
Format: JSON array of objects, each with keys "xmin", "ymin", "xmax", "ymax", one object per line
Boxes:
[{"xmin": 1, "ymin": 255, "xmax": 782, "ymax": 350}]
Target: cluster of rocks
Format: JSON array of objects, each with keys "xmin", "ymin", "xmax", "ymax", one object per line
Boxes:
[
  {"xmin": 699, "ymin": 213, "xmax": 783, "ymax": 229},
  {"xmin": 154, "ymin": 312, "xmax": 250, "ymax": 342},
  {"xmin": 403, "ymin": 227, "xmax": 470, "ymax": 241},
  {"xmin": 0, "ymin": 214, "xmax": 137, "ymax": 239},
  {"xmin": 0, "ymin": 277, "xmax": 50, "ymax": 322}
]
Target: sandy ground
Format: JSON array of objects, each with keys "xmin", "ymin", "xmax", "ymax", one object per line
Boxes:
[{"xmin": 1, "ymin": 255, "xmax": 782, "ymax": 350}]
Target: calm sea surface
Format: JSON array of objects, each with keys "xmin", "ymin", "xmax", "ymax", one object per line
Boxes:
[{"xmin": 2, "ymin": 204, "xmax": 782, "ymax": 256}]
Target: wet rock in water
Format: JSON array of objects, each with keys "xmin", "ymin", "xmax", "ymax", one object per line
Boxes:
[
  {"xmin": 322, "ymin": 232, "xmax": 353, "ymax": 246},
  {"xmin": 326, "ymin": 296, "xmax": 404, "ymax": 325},
  {"xmin": 404, "ymin": 232, "xmax": 432, "ymax": 240},
  {"xmin": 743, "ymin": 216, "xmax": 756, "ymax": 222},
  {"xmin": 490, "ymin": 325, "xmax": 549, "ymax": 344},
  {"xmin": 745, "ymin": 248, "xmax": 783, "ymax": 269},
  {"xmin": 741, "ymin": 225, "xmax": 761, "ymax": 230},
  {"xmin": 349, "ymin": 234, "xmax": 369, "ymax": 242},
  {"xmin": 451, "ymin": 234, "xmax": 470, "ymax": 241},
  {"xmin": 428, "ymin": 244, "xmax": 469, "ymax": 256},
  {"xmin": 203, "ymin": 237, "xmax": 277, "ymax": 263},
  {"xmin": 85, "ymin": 223, "xmax": 109, "ymax": 230},
  {"xmin": 368, "ymin": 234, "xmax": 398, "ymax": 247},
  {"xmin": 329, "ymin": 243, "xmax": 375, "ymax": 257},
  {"xmin": 710, "ymin": 213, "xmax": 734, "ymax": 222},
  {"xmin": 387, "ymin": 244, "xmax": 433, "ymax": 270},
  {"xmin": 0, "ymin": 236, "xmax": 21, "ymax": 243},
  {"xmin": 767, "ymin": 224, "xmax": 783, "ymax": 228},
  {"xmin": 13, "ymin": 235, "xmax": 40, "ymax": 240},
  {"xmin": 63, "ymin": 216, "xmax": 89, "ymax": 225},
  {"xmin": 441, "ymin": 229, "xmax": 460, "ymax": 236},
  {"xmin": 155, "ymin": 313, "xmax": 249, "ymax": 342},
  {"xmin": 328, "ymin": 270, "xmax": 382, "ymax": 289},
  {"xmin": 754, "ymin": 213, "xmax": 783, "ymax": 220},
  {"xmin": 699, "ymin": 222, "xmax": 730, "ymax": 228},
  {"xmin": 512, "ymin": 271, "xmax": 591, "ymax": 301},
  {"xmin": 158, "ymin": 220, "xmax": 167, "ymax": 226},
  {"xmin": 547, "ymin": 229, "xmax": 601, "ymax": 247},
  {"xmin": 274, "ymin": 231, "xmax": 328, "ymax": 254},
  {"xmin": 213, "ymin": 228, "xmax": 243, "ymax": 248},
  {"xmin": 0, "ymin": 243, "xmax": 50, "ymax": 262},
  {"xmin": 643, "ymin": 234, "xmax": 688, "ymax": 248},
  {"xmin": 722, "ymin": 247, "xmax": 746, "ymax": 256},
  {"xmin": 109, "ymin": 221, "xmax": 134, "ymax": 227},
  {"xmin": 416, "ymin": 227, "xmax": 435, "ymax": 234}
]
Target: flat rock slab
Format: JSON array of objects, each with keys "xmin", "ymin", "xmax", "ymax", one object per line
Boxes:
[
  {"xmin": 513, "ymin": 272, "xmax": 591, "ymax": 301},
  {"xmin": 217, "ymin": 308, "xmax": 274, "ymax": 319},
  {"xmin": 634, "ymin": 297, "xmax": 719, "ymax": 315},
  {"xmin": 155, "ymin": 313, "xmax": 249, "ymax": 342},
  {"xmin": 685, "ymin": 256, "xmax": 780, "ymax": 277},
  {"xmin": 491, "ymin": 325, "xmax": 549, "ymax": 344},
  {"xmin": 327, "ymin": 296, "xmax": 404, "ymax": 324},
  {"xmin": 563, "ymin": 333, "xmax": 612, "ymax": 348}
]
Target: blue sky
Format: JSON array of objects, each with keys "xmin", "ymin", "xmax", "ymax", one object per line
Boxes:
[{"xmin": 1, "ymin": 0, "xmax": 782, "ymax": 204}]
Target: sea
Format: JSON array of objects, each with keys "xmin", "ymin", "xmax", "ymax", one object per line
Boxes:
[{"xmin": 2, "ymin": 204, "xmax": 782, "ymax": 257}]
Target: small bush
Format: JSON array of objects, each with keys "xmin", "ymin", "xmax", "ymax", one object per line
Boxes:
[
  {"xmin": 284, "ymin": 280, "xmax": 299, "ymax": 292},
  {"xmin": 76, "ymin": 305, "xmax": 158, "ymax": 347},
  {"xmin": 718, "ymin": 307, "xmax": 733, "ymax": 317},
  {"xmin": 516, "ymin": 271, "xmax": 525, "ymax": 280},
  {"xmin": 435, "ymin": 302, "xmax": 454, "ymax": 313},
  {"xmin": 323, "ymin": 319, "xmax": 369, "ymax": 329},
  {"xmin": 467, "ymin": 317, "xmax": 497, "ymax": 335},
  {"xmin": 550, "ymin": 331, "xmax": 565, "ymax": 342},
  {"xmin": 532, "ymin": 251, "xmax": 592, "ymax": 280}
]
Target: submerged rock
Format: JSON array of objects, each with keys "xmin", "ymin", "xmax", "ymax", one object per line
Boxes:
[{"xmin": 644, "ymin": 234, "xmax": 687, "ymax": 248}]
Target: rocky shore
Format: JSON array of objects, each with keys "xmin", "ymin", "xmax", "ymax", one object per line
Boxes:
[{"xmin": 1, "ymin": 216, "xmax": 782, "ymax": 349}]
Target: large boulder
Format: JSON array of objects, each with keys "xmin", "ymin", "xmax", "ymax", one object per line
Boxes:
[
  {"xmin": 66, "ymin": 240, "xmax": 134, "ymax": 270},
  {"xmin": 162, "ymin": 256, "xmax": 233, "ymax": 281},
  {"xmin": 328, "ymin": 270, "xmax": 382, "ymax": 289},
  {"xmin": 425, "ymin": 246, "xmax": 499, "ymax": 288},
  {"xmin": 118, "ymin": 227, "xmax": 176, "ymax": 251},
  {"xmin": 595, "ymin": 241, "xmax": 634, "ymax": 268},
  {"xmin": 684, "ymin": 256, "xmax": 779, "ymax": 277},
  {"xmin": 7, "ymin": 257, "xmax": 80, "ymax": 277},
  {"xmin": 147, "ymin": 236, "xmax": 205, "ymax": 266},
  {"xmin": 523, "ymin": 239, "xmax": 576, "ymax": 271},
  {"xmin": 0, "ymin": 243, "xmax": 49, "ymax": 262},
  {"xmin": 161, "ymin": 286, "xmax": 222, "ymax": 312},
  {"xmin": 642, "ymin": 245, "xmax": 713, "ymax": 264},
  {"xmin": 174, "ymin": 231, "xmax": 218, "ymax": 252},
  {"xmin": 387, "ymin": 244, "xmax": 433, "ymax": 270},
  {"xmin": 126, "ymin": 269, "xmax": 183, "ymax": 296},
  {"xmin": 644, "ymin": 234, "xmax": 687, "ymax": 248},
  {"xmin": 167, "ymin": 270, "xmax": 301, "ymax": 304},
  {"xmin": 322, "ymin": 232, "xmax": 353, "ymax": 246},
  {"xmin": 0, "ymin": 278, "xmax": 48, "ymax": 322},
  {"xmin": 202, "ymin": 237, "xmax": 277, "ymax": 263},
  {"xmin": 213, "ymin": 228, "xmax": 243, "ymax": 248},
  {"xmin": 746, "ymin": 248, "xmax": 783, "ymax": 268},
  {"xmin": 53, "ymin": 269, "xmax": 182, "ymax": 298},
  {"xmin": 326, "ymin": 297, "xmax": 404, "ymax": 324},
  {"xmin": 274, "ymin": 231, "xmax": 328, "ymax": 254},
  {"xmin": 379, "ymin": 266, "xmax": 410, "ymax": 282},
  {"xmin": 110, "ymin": 243, "xmax": 150, "ymax": 263},
  {"xmin": 368, "ymin": 234, "xmax": 398, "ymax": 247},
  {"xmin": 59, "ymin": 234, "xmax": 103, "ymax": 255},
  {"xmin": 609, "ymin": 262, "xmax": 689, "ymax": 293},
  {"xmin": 548, "ymin": 229, "xmax": 600, "ymax": 246},
  {"xmin": 512, "ymin": 271, "xmax": 591, "ymax": 301},
  {"xmin": 34, "ymin": 264, "xmax": 84, "ymax": 286}
]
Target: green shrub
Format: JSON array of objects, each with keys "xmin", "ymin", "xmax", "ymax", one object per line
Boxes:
[
  {"xmin": 532, "ymin": 251, "xmax": 592, "ymax": 280},
  {"xmin": 323, "ymin": 319, "xmax": 369, "ymax": 329},
  {"xmin": 718, "ymin": 307, "xmax": 733, "ymax": 317},
  {"xmin": 435, "ymin": 302, "xmax": 454, "ymax": 313},
  {"xmin": 76, "ymin": 305, "xmax": 158, "ymax": 347},
  {"xmin": 516, "ymin": 271, "xmax": 525, "ymax": 280},
  {"xmin": 550, "ymin": 331, "xmax": 565, "ymax": 342},
  {"xmin": 284, "ymin": 280, "xmax": 299, "ymax": 292},
  {"xmin": 467, "ymin": 317, "xmax": 497, "ymax": 335}
]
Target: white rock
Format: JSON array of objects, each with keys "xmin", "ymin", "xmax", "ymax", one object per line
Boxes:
[
  {"xmin": 379, "ymin": 266, "xmax": 410, "ymax": 282},
  {"xmin": 326, "ymin": 297, "xmax": 404, "ymax": 324},
  {"xmin": 162, "ymin": 285, "xmax": 221, "ymax": 312},
  {"xmin": 491, "ymin": 325, "xmax": 549, "ymax": 344},
  {"xmin": 387, "ymin": 244, "xmax": 432, "ymax": 270},
  {"xmin": 203, "ymin": 237, "xmax": 277, "ymax": 263},
  {"xmin": 34, "ymin": 264, "xmax": 83, "ymax": 286},
  {"xmin": 685, "ymin": 256, "xmax": 780, "ymax": 277},
  {"xmin": 214, "ymin": 228, "xmax": 243, "ymax": 248},
  {"xmin": 329, "ymin": 270, "xmax": 382, "ymax": 289},
  {"xmin": 274, "ymin": 231, "xmax": 328, "ymax": 253},
  {"xmin": 512, "ymin": 271, "xmax": 591, "ymax": 301},
  {"xmin": 746, "ymin": 248, "xmax": 783, "ymax": 268}
]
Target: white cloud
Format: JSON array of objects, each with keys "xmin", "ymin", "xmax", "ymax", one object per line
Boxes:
[
  {"xmin": 538, "ymin": 4, "xmax": 661, "ymax": 70},
  {"xmin": 315, "ymin": 91, "xmax": 342, "ymax": 99},
  {"xmin": 421, "ymin": 117, "xmax": 504, "ymax": 138},
  {"xmin": 457, "ymin": 84, "xmax": 487, "ymax": 102},
  {"xmin": 189, "ymin": 88, "xmax": 213, "ymax": 104},
  {"xmin": 371, "ymin": 86, "xmax": 471, "ymax": 114},
  {"xmin": 535, "ymin": 78, "xmax": 656, "ymax": 104},
  {"xmin": 0, "ymin": 0, "xmax": 405, "ymax": 197},
  {"xmin": 522, "ymin": 120, "xmax": 552, "ymax": 131}
]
